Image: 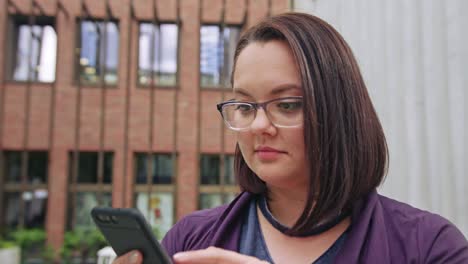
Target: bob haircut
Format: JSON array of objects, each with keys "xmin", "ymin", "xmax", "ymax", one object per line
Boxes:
[{"xmin": 232, "ymin": 12, "xmax": 388, "ymax": 236}]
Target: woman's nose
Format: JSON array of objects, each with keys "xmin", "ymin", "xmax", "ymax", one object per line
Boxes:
[{"xmin": 249, "ymin": 108, "xmax": 277, "ymax": 135}]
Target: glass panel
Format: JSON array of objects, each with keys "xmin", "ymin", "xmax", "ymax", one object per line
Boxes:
[
  {"xmin": 4, "ymin": 151, "xmax": 48, "ymax": 184},
  {"xmin": 138, "ymin": 23, "xmax": 178, "ymax": 86},
  {"xmin": 223, "ymin": 193, "xmax": 237, "ymax": 204},
  {"xmin": 199, "ymin": 193, "xmax": 237, "ymax": 210},
  {"xmin": 200, "ymin": 25, "xmax": 221, "ymax": 87},
  {"xmin": 135, "ymin": 153, "xmax": 147, "ymax": 184},
  {"xmin": 75, "ymin": 152, "xmax": 98, "ymax": 183},
  {"xmin": 4, "ymin": 192, "xmax": 20, "ymax": 228},
  {"xmin": 200, "ymin": 25, "xmax": 240, "ymax": 88},
  {"xmin": 79, "ymin": 20, "xmax": 119, "ymax": 85},
  {"xmin": 199, "ymin": 193, "xmax": 223, "ymax": 209},
  {"xmin": 12, "ymin": 23, "xmax": 57, "ymax": 82},
  {"xmin": 28, "ymin": 151, "xmax": 48, "ymax": 184},
  {"xmin": 3, "ymin": 190, "xmax": 48, "ymax": 228},
  {"xmin": 224, "ymin": 155, "xmax": 236, "ymax": 185},
  {"xmin": 153, "ymin": 154, "xmax": 173, "ymax": 184},
  {"xmin": 222, "ymin": 27, "xmax": 240, "ymax": 87},
  {"xmin": 135, "ymin": 153, "xmax": 173, "ymax": 184},
  {"xmin": 200, "ymin": 154, "xmax": 220, "ymax": 185},
  {"xmin": 69, "ymin": 152, "xmax": 113, "ymax": 184},
  {"xmin": 135, "ymin": 192, "xmax": 174, "ymax": 239},
  {"xmin": 138, "ymin": 23, "xmax": 156, "ymax": 86},
  {"xmin": 74, "ymin": 192, "xmax": 112, "ymax": 229},
  {"xmin": 103, "ymin": 152, "xmax": 114, "ymax": 184},
  {"xmin": 4, "ymin": 151, "xmax": 21, "ymax": 183}
]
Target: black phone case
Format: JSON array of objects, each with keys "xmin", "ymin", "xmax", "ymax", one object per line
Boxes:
[{"xmin": 91, "ymin": 207, "xmax": 172, "ymax": 264}]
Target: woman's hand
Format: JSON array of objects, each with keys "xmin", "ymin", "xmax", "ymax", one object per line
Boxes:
[
  {"xmin": 112, "ymin": 250, "xmax": 143, "ymax": 264},
  {"xmin": 173, "ymin": 247, "xmax": 269, "ymax": 264},
  {"xmin": 111, "ymin": 247, "xmax": 269, "ymax": 264}
]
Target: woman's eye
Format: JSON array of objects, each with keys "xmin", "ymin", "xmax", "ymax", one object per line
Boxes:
[
  {"xmin": 235, "ymin": 104, "xmax": 253, "ymax": 112},
  {"xmin": 277, "ymin": 101, "xmax": 302, "ymax": 111}
]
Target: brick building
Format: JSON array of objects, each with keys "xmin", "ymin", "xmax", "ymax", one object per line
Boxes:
[{"xmin": 0, "ymin": 0, "xmax": 290, "ymax": 249}]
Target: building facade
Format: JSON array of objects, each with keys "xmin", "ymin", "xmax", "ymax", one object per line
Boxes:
[{"xmin": 0, "ymin": 0, "xmax": 290, "ymax": 249}]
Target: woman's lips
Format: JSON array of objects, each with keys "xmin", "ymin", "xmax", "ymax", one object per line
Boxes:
[{"xmin": 254, "ymin": 146, "xmax": 286, "ymax": 161}]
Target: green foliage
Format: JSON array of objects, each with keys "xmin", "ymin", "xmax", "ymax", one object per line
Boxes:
[
  {"xmin": 60, "ymin": 228, "xmax": 107, "ymax": 261},
  {"xmin": 0, "ymin": 236, "xmax": 18, "ymax": 249},
  {"xmin": 152, "ymin": 227, "xmax": 162, "ymax": 240},
  {"xmin": 9, "ymin": 228, "xmax": 46, "ymax": 250},
  {"xmin": 2, "ymin": 229, "xmax": 55, "ymax": 262},
  {"xmin": 41, "ymin": 244, "xmax": 56, "ymax": 262}
]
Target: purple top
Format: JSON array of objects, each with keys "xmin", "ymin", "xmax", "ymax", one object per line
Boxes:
[{"xmin": 162, "ymin": 190, "xmax": 468, "ymax": 263}]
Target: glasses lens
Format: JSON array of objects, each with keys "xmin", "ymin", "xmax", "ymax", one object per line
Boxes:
[
  {"xmin": 222, "ymin": 103, "xmax": 255, "ymax": 129},
  {"xmin": 266, "ymin": 98, "xmax": 303, "ymax": 127}
]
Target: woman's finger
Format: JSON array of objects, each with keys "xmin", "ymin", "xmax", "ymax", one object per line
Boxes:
[
  {"xmin": 173, "ymin": 247, "xmax": 269, "ymax": 264},
  {"xmin": 112, "ymin": 250, "xmax": 143, "ymax": 264}
]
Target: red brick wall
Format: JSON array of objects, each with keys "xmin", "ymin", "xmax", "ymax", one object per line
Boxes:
[{"xmin": 0, "ymin": 0, "xmax": 289, "ymax": 250}]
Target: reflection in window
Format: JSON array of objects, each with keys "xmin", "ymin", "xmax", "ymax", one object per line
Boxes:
[
  {"xmin": 74, "ymin": 192, "xmax": 112, "ymax": 229},
  {"xmin": 135, "ymin": 192, "xmax": 173, "ymax": 239},
  {"xmin": 9, "ymin": 16, "xmax": 57, "ymax": 82},
  {"xmin": 135, "ymin": 153, "xmax": 174, "ymax": 184},
  {"xmin": 200, "ymin": 25, "xmax": 240, "ymax": 87},
  {"xmin": 3, "ymin": 190, "xmax": 48, "ymax": 229},
  {"xmin": 78, "ymin": 20, "xmax": 119, "ymax": 85},
  {"xmin": 68, "ymin": 152, "xmax": 113, "ymax": 183},
  {"xmin": 2, "ymin": 150, "xmax": 49, "ymax": 229},
  {"xmin": 138, "ymin": 23, "xmax": 178, "ymax": 86},
  {"xmin": 3, "ymin": 151, "xmax": 48, "ymax": 184},
  {"xmin": 199, "ymin": 193, "xmax": 236, "ymax": 210}
]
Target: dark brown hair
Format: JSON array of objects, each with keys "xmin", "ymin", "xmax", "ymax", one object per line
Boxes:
[{"xmin": 232, "ymin": 12, "xmax": 388, "ymax": 235}]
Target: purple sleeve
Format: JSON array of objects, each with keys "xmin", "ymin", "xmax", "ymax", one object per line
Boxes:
[
  {"xmin": 421, "ymin": 215, "xmax": 468, "ymax": 263},
  {"xmin": 161, "ymin": 217, "xmax": 187, "ymax": 257}
]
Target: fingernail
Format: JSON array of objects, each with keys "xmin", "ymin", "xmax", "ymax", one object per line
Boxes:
[{"xmin": 129, "ymin": 251, "xmax": 140, "ymax": 263}]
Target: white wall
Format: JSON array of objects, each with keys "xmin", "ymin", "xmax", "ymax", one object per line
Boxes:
[{"xmin": 294, "ymin": 0, "xmax": 467, "ymax": 236}]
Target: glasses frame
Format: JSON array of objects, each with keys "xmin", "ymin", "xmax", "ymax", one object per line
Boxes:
[{"xmin": 216, "ymin": 96, "xmax": 303, "ymax": 131}]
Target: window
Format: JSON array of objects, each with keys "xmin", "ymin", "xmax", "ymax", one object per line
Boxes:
[
  {"xmin": 68, "ymin": 151, "xmax": 113, "ymax": 184},
  {"xmin": 138, "ymin": 23, "xmax": 178, "ymax": 87},
  {"xmin": 77, "ymin": 20, "xmax": 119, "ymax": 85},
  {"xmin": 200, "ymin": 25, "xmax": 241, "ymax": 88},
  {"xmin": 2, "ymin": 151, "xmax": 49, "ymax": 229},
  {"xmin": 67, "ymin": 151, "xmax": 113, "ymax": 229},
  {"xmin": 6, "ymin": 15, "xmax": 57, "ymax": 82},
  {"xmin": 134, "ymin": 153, "xmax": 176, "ymax": 239},
  {"xmin": 135, "ymin": 153, "xmax": 173, "ymax": 184},
  {"xmin": 199, "ymin": 154, "xmax": 237, "ymax": 209},
  {"xmin": 200, "ymin": 154, "xmax": 235, "ymax": 185}
]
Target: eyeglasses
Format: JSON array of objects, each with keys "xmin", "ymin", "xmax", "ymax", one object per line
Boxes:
[{"xmin": 216, "ymin": 96, "xmax": 303, "ymax": 131}]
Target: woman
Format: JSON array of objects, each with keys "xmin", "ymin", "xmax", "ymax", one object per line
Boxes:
[{"xmin": 115, "ymin": 12, "xmax": 468, "ymax": 263}]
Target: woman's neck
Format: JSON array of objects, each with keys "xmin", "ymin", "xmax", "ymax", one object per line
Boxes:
[{"xmin": 266, "ymin": 185, "xmax": 308, "ymax": 227}]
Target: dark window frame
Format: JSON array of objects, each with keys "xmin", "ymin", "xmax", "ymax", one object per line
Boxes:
[
  {"xmin": 66, "ymin": 150, "xmax": 114, "ymax": 230},
  {"xmin": 5, "ymin": 15, "xmax": 57, "ymax": 84},
  {"xmin": 199, "ymin": 23, "xmax": 243, "ymax": 90},
  {"xmin": 136, "ymin": 20, "xmax": 180, "ymax": 89},
  {"xmin": 133, "ymin": 152, "xmax": 176, "ymax": 185},
  {"xmin": 74, "ymin": 18, "xmax": 121, "ymax": 88},
  {"xmin": 132, "ymin": 152, "xmax": 177, "ymax": 238},
  {"xmin": 198, "ymin": 153, "xmax": 238, "ymax": 210},
  {"xmin": 1, "ymin": 150, "xmax": 49, "ymax": 229}
]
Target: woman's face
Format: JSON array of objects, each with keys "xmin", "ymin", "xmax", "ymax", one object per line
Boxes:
[{"xmin": 233, "ymin": 40, "xmax": 308, "ymax": 190}]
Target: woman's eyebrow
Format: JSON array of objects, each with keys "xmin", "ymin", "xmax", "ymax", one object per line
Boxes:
[
  {"xmin": 270, "ymin": 84, "xmax": 302, "ymax": 95},
  {"xmin": 233, "ymin": 84, "xmax": 301, "ymax": 98},
  {"xmin": 233, "ymin": 88, "xmax": 252, "ymax": 98}
]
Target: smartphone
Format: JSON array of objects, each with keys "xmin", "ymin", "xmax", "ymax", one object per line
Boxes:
[{"xmin": 91, "ymin": 207, "xmax": 172, "ymax": 264}]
